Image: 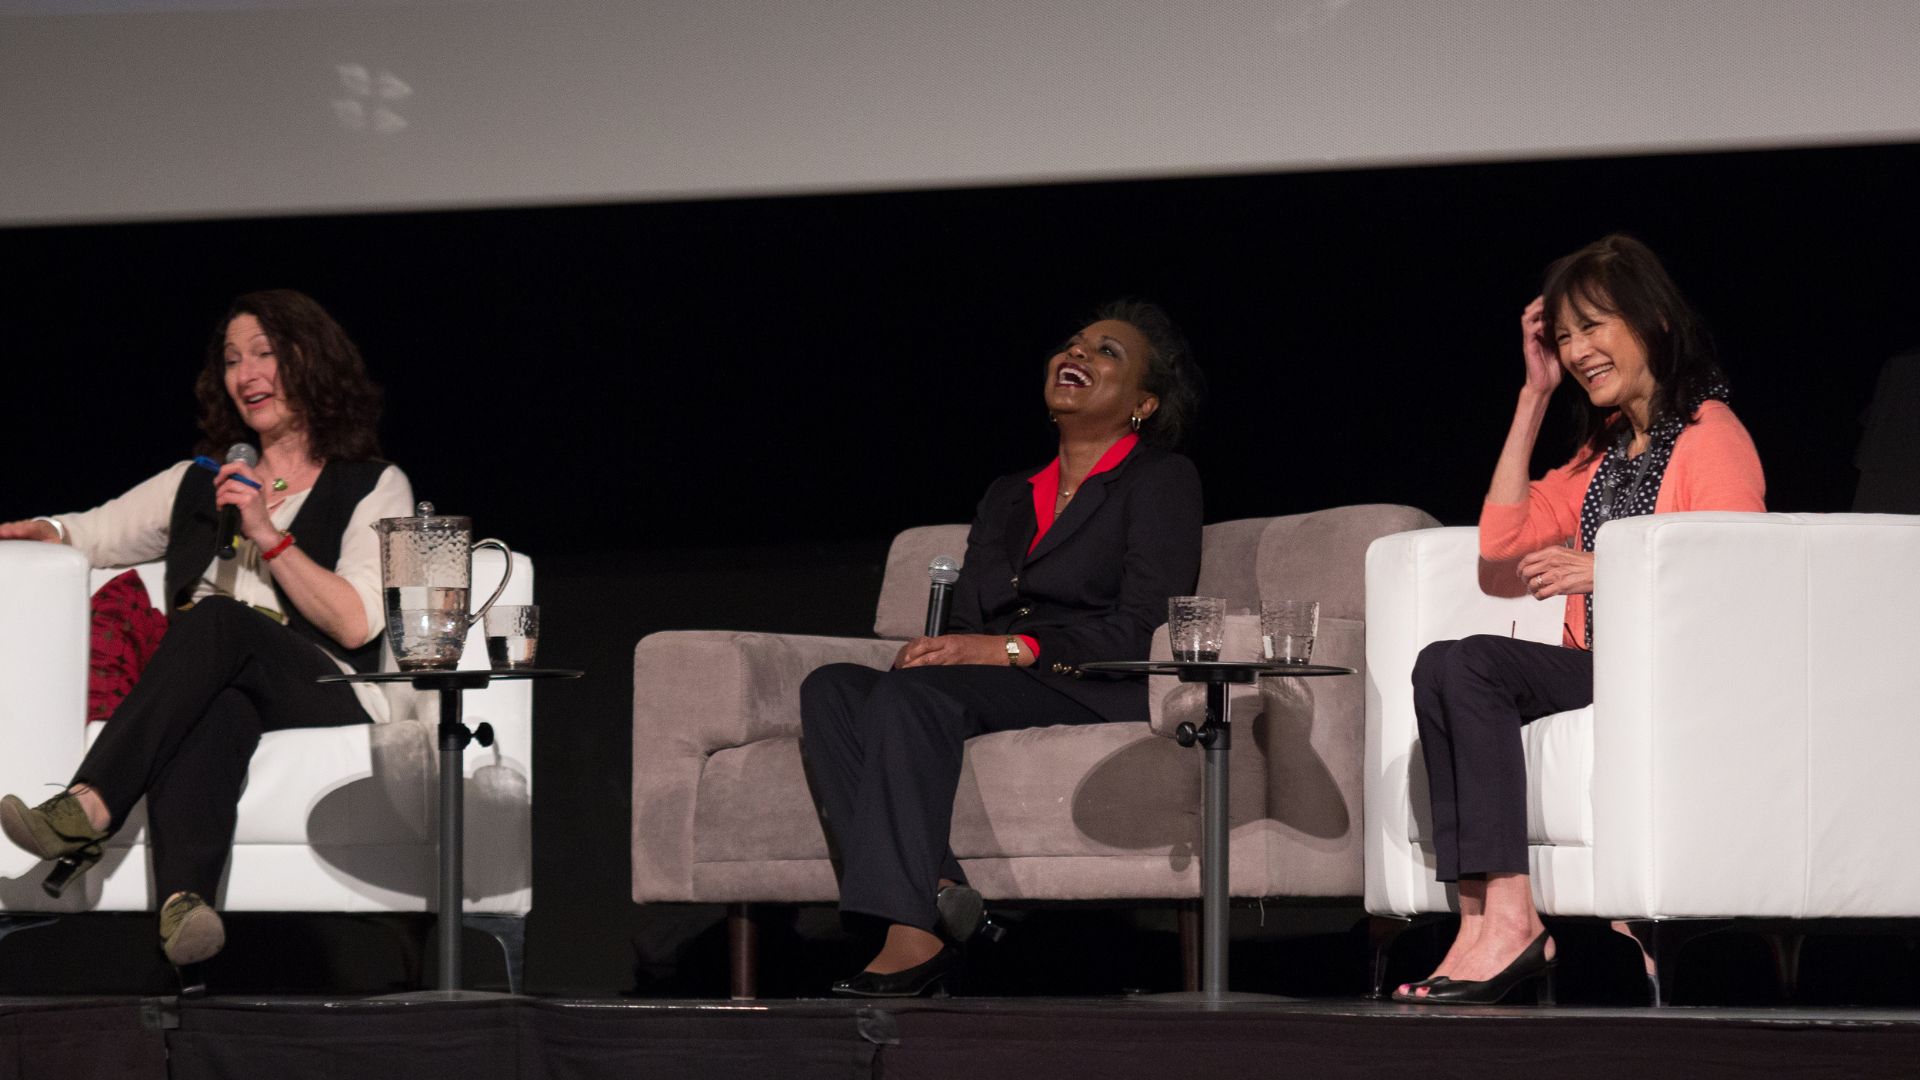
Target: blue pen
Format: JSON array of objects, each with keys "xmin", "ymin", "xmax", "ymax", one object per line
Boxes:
[{"xmin": 193, "ymin": 455, "xmax": 263, "ymax": 489}]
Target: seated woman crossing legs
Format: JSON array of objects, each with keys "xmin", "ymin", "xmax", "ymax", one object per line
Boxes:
[
  {"xmin": 799, "ymin": 301, "xmax": 1206, "ymax": 997},
  {"xmin": 0, "ymin": 290, "xmax": 413, "ymax": 969}
]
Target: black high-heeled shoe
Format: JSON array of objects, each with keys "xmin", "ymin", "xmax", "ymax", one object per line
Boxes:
[
  {"xmin": 1416, "ymin": 932, "xmax": 1556, "ymax": 1006},
  {"xmin": 1389, "ymin": 976, "xmax": 1451, "ymax": 1002},
  {"xmin": 935, "ymin": 885, "xmax": 984, "ymax": 943},
  {"xmin": 830, "ymin": 945, "xmax": 957, "ymax": 998}
]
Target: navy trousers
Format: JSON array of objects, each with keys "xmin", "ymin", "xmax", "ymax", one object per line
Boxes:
[
  {"xmin": 1411, "ymin": 634, "xmax": 1593, "ymax": 882},
  {"xmin": 798, "ymin": 662, "xmax": 1106, "ymax": 931}
]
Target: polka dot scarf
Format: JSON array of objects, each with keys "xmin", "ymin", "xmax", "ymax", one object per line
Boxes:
[{"xmin": 1576, "ymin": 383, "xmax": 1730, "ymax": 647}]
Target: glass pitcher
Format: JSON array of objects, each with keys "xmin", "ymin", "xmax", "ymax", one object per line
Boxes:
[{"xmin": 372, "ymin": 502, "xmax": 513, "ymax": 671}]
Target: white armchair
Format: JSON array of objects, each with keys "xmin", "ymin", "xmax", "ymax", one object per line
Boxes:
[
  {"xmin": 0, "ymin": 540, "xmax": 535, "ymax": 990},
  {"xmin": 1364, "ymin": 513, "xmax": 1920, "ymax": 1003}
]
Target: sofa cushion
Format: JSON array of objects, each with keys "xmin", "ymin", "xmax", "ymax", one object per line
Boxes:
[
  {"xmin": 1408, "ymin": 704, "xmax": 1593, "ymax": 849},
  {"xmin": 693, "ymin": 724, "xmax": 1250, "ymax": 867}
]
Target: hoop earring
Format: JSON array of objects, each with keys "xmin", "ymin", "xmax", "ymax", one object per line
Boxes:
[{"xmin": 1129, "ymin": 414, "xmax": 1142, "ymax": 432}]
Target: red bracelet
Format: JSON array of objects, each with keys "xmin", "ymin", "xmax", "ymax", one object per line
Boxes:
[{"xmin": 260, "ymin": 532, "xmax": 296, "ymax": 561}]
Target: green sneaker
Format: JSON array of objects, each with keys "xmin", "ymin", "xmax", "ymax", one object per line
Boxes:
[
  {"xmin": 159, "ymin": 892, "xmax": 226, "ymax": 966},
  {"xmin": 0, "ymin": 791, "xmax": 107, "ymax": 861}
]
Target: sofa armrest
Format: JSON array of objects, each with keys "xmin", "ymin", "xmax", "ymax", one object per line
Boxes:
[
  {"xmin": 631, "ymin": 630, "xmax": 899, "ymax": 902},
  {"xmin": 0, "ymin": 542, "xmax": 92, "ymax": 881},
  {"xmin": 1361, "ymin": 527, "xmax": 1563, "ymax": 915},
  {"xmin": 634, "ymin": 631, "xmax": 899, "ymax": 755},
  {"xmin": 1590, "ymin": 512, "xmax": 1920, "ymax": 918}
]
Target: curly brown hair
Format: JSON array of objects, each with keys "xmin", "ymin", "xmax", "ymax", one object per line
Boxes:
[{"xmin": 195, "ymin": 290, "xmax": 384, "ymax": 461}]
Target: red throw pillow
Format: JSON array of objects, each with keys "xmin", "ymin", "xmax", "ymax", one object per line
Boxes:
[{"xmin": 88, "ymin": 570, "xmax": 169, "ymax": 724}]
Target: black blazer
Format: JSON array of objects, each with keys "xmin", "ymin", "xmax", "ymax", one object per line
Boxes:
[
  {"xmin": 949, "ymin": 441, "xmax": 1202, "ymax": 723},
  {"xmin": 165, "ymin": 459, "xmax": 390, "ymax": 673}
]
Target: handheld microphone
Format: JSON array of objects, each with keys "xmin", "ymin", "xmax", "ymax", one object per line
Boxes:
[
  {"xmin": 215, "ymin": 442, "xmax": 259, "ymax": 560},
  {"xmin": 925, "ymin": 555, "xmax": 959, "ymax": 637}
]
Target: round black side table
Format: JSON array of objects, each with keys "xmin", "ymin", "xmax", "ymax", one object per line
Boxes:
[
  {"xmin": 320, "ymin": 667, "xmax": 581, "ymax": 994},
  {"xmin": 1081, "ymin": 659, "xmax": 1354, "ymax": 1002}
]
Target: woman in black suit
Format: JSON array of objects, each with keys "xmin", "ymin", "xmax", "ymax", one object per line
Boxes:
[{"xmin": 800, "ymin": 300, "xmax": 1205, "ymax": 996}]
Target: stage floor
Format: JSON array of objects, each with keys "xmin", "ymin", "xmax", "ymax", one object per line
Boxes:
[{"xmin": 10, "ymin": 993, "xmax": 1920, "ymax": 1080}]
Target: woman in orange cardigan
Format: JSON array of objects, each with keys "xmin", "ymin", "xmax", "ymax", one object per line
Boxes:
[{"xmin": 1394, "ymin": 235, "xmax": 1765, "ymax": 1005}]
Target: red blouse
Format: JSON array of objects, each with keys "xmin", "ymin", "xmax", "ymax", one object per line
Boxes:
[{"xmin": 1014, "ymin": 433, "xmax": 1141, "ymax": 657}]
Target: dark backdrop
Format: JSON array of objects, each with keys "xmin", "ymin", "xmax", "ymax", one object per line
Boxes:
[{"xmin": 4, "ymin": 141, "xmax": 1916, "ymax": 995}]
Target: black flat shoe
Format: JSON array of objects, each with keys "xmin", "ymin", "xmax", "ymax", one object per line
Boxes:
[
  {"xmin": 935, "ymin": 885, "xmax": 984, "ymax": 943},
  {"xmin": 1417, "ymin": 932, "xmax": 1555, "ymax": 1006},
  {"xmin": 830, "ymin": 945, "xmax": 956, "ymax": 998}
]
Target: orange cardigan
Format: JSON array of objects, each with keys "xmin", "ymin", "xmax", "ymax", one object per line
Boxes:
[{"xmin": 1479, "ymin": 400, "xmax": 1766, "ymax": 647}]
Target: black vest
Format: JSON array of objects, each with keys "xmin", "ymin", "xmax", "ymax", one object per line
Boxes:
[{"xmin": 165, "ymin": 459, "xmax": 389, "ymax": 673}]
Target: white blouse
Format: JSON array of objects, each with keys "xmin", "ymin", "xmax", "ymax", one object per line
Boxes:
[{"xmin": 52, "ymin": 460, "xmax": 416, "ymax": 723}]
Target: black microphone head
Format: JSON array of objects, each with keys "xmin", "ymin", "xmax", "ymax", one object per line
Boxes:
[
  {"xmin": 226, "ymin": 442, "xmax": 259, "ymax": 467},
  {"xmin": 928, "ymin": 555, "xmax": 960, "ymax": 586}
]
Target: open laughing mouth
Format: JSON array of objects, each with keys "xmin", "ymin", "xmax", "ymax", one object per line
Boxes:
[
  {"xmin": 1578, "ymin": 363, "xmax": 1614, "ymax": 387},
  {"xmin": 1055, "ymin": 362, "xmax": 1092, "ymax": 387}
]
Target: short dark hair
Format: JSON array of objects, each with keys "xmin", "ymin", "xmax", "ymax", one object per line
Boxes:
[
  {"xmin": 1094, "ymin": 298, "xmax": 1205, "ymax": 449},
  {"xmin": 196, "ymin": 289, "xmax": 385, "ymax": 462},
  {"xmin": 1540, "ymin": 235, "xmax": 1727, "ymax": 463}
]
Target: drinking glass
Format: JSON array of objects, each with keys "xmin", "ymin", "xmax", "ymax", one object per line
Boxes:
[
  {"xmin": 1168, "ymin": 596, "xmax": 1226, "ymax": 663},
  {"xmin": 485, "ymin": 604, "xmax": 540, "ymax": 669},
  {"xmin": 1261, "ymin": 599, "xmax": 1319, "ymax": 664}
]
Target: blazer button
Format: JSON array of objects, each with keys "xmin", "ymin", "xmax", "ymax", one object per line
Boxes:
[
  {"xmin": 1016, "ymin": 606, "xmax": 1032, "ymax": 617},
  {"xmin": 1010, "ymin": 575, "xmax": 1020, "ymax": 588}
]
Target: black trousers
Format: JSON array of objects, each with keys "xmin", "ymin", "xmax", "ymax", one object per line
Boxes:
[
  {"xmin": 798, "ymin": 663, "xmax": 1108, "ymax": 931},
  {"xmin": 73, "ymin": 597, "xmax": 370, "ymax": 905},
  {"xmin": 1411, "ymin": 634, "xmax": 1593, "ymax": 883}
]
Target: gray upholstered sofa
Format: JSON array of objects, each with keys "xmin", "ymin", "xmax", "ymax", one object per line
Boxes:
[{"xmin": 631, "ymin": 504, "xmax": 1438, "ymax": 997}]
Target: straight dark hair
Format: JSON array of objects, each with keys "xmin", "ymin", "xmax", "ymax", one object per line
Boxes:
[
  {"xmin": 1540, "ymin": 235, "xmax": 1727, "ymax": 465},
  {"xmin": 196, "ymin": 290, "xmax": 384, "ymax": 462},
  {"xmin": 1094, "ymin": 298, "xmax": 1205, "ymax": 450}
]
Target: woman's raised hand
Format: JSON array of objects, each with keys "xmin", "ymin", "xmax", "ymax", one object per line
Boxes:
[
  {"xmin": 1521, "ymin": 296, "xmax": 1562, "ymax": 397},
  {"xmin": 214, "ymin": 461, "xmax": 280, "ymax": 549},
  {"xmin": 0, "ymin": 519, "xmax": 61, "ymax": 542}
]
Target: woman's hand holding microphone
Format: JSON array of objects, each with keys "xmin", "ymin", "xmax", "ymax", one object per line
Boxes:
[{"xmin": 214, "ymin": 461, "xmax": 283, "ymax": 550}]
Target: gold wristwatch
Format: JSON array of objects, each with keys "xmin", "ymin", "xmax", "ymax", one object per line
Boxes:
[{"xmin": 1004, "ymin": 636, "xmax": 1022, "ymax": 666}]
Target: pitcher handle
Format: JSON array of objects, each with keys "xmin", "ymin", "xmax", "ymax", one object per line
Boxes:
[{"xmin": 470, "ymin": 538, "xmax": 514, "ymax": 627}]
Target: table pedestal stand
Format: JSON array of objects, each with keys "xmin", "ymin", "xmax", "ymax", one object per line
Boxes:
[
  {"xmin": 1145, "ymin": 672, "xmax": 1297, "ymax": 1006},
  {"xmin": 381, "ymin": 672, "xmax": 509, "ymax": 1001},
  {"xmin": 1080, "ymin": 659, "xmax": 1357, "ymax": 1006},
  {"xmin": 323, "ymin": 666, "xmax": 581, "ymax": 1001}
]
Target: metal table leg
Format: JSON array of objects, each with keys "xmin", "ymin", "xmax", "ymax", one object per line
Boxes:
[
  {"xmin": 437, "ymin": 685, "xmax": 466, "ymax": 992},
  {"xmin": 1145, "ymin": 674, "xmax": 1294, "ymax": 1004},
  {"xmin": 1200, "ymin": 680, "xmax": 1231, "ymax": 996}
]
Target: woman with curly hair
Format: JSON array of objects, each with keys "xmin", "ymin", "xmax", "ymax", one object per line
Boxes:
[{"xmin": 0, "ymin": 289, "xmax": 413, "ymax": 968}]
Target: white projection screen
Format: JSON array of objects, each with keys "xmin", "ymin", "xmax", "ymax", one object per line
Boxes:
[{"xmin": 3, "ymin": 0, "xmax": 1918, "ymax": 225}]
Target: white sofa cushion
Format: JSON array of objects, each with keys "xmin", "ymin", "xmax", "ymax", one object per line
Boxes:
[{"xmin": 1407, "ymin": 704, "xmax": 1592, "ymax": 850}]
